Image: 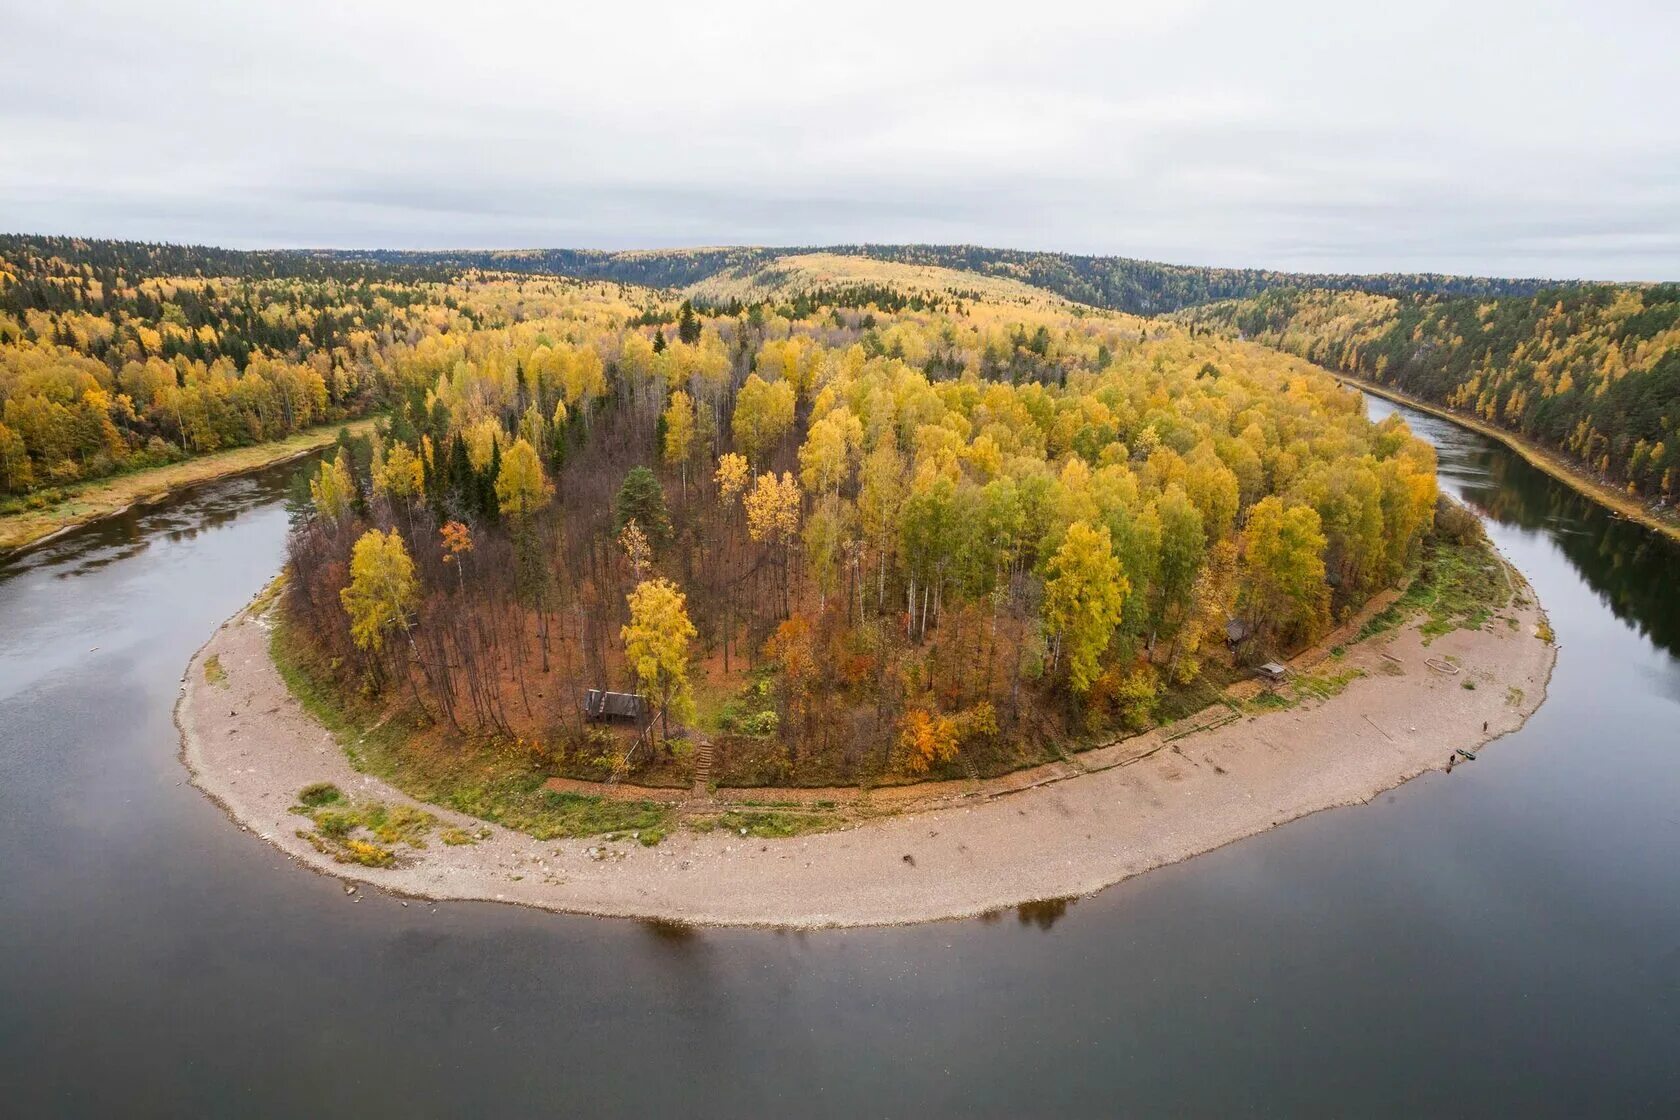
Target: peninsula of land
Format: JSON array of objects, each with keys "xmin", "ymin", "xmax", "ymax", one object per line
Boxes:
[{"xmin": 179, "ymin": 554, "xmax": 1555, "ymax": 929}]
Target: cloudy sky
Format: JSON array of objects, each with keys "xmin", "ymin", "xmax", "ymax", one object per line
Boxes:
[{"xmin": 3, "ymin": 0, "xmax": 1675, "ymax": 279}]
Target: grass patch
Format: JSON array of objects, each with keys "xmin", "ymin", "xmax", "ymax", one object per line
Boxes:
[
  {"xmin": 297, "ymin": 781, "xmax": 343, "ymax": 807},
  {"xmin": 203, "ymin": 655, "xmax": 227, "ymax": 687},
  {"xmin": 1243, "ymin": 665, "xmax": 1364, "ymax": 713},
  {"xmin": 1359, "ymin": 533, "xmax": 1512, "ymax": 644},
  {"xmin": 299, "ymin": 829, "xmax": 395, "ymax": 868},
  {"xmin": 698, "ymin": 808, "xmax": 844, "ymax": 839},
  {"xmin": 1293, "ymin": 666, "xmax": 1366, "ymax": 700},
  {"xmin": 1244, "ymin": 689, "xmax": 1294, "ymax": 713},
  {"xmin": 290, "ymin": 785, "xmax": 438, "ymax": 865}
]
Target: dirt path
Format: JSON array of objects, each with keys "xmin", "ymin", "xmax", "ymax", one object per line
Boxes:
[{"xmin": 179, "ymin": 576, "xmax": 1555, "ymax": 930}]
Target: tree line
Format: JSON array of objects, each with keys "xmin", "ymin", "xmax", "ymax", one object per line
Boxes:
[{"xmin": 328, "ymin": 244, "xmax": 1562, "ymax": 315}]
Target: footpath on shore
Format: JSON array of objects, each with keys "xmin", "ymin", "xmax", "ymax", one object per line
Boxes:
[{"xmin": 179, "ymin": 560, "xmax": 1556, "ymax": 930}]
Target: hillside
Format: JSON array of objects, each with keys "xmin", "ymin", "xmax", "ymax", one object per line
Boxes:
[
  {"xmin": 1189, "ymin": 286, "xmax": 1680, "ymax": 503},
  {"xmin": 0, "ymin": 233, "xmax": 657, "ymax": 508},
  {"xmin": 681, "ymin": 251, "xmax": 1079, "ymax": 312},
  {"xmin": 5, "ymin": 233, "xmax": 1565, "ymax": 316},
  {"xmin": 332, "ymin": 243, "xmax": 1562, "ymax": 314}
]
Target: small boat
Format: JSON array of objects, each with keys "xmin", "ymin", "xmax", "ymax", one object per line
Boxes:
[{"xmin": 1456, "ymin": 748, "xmax": 1477, "ymax": 761}]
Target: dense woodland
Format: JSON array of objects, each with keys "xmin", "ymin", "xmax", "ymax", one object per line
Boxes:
[
  {"xmin": 0, "ymin": 235, "xmax": 537, "ymax": 500},
  {"xmin": 1192, "ymin": 286, "xmax": 1680, "ymax": 501},
  {"xmin": 275, "ymin": 274, "xmax": 1442, "ymax": 787},
  {"xmin": 27, "ymin": 235, "xmax": 1620, "ymax": 785},
  {"xmin": 336, "ymin": 243, "xmax": 1560, "ymax": 315}
]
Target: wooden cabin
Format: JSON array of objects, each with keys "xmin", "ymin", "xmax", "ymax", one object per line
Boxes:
[{"xmin": 583, "ymin": 689, "xmax": 648, "ymax": 723}]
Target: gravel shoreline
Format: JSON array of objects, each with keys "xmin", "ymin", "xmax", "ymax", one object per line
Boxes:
[{"xmin": 178, "ymin": 574, "xmax": 1556, "ymax": 929}]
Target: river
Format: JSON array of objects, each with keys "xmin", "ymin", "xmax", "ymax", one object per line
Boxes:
[{"xmin": 2, "ymin": 396, "xmax": 1677, "ymax": 1117}]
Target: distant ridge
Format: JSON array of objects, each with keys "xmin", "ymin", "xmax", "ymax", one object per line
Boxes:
[
  {"xmin": 2, "ymin": 234, "xmax": 1565, "ymax": 316},
  {"xmin": 330, "ymin": 243, "xmax": 1565, "ymax": 314}
]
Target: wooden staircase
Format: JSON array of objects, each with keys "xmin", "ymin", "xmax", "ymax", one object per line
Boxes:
[{"xmin": 690, "ymin": 737, "xmax": 716, "ymax": 796}]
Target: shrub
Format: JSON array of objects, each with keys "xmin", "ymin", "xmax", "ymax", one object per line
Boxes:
[{"xmin": 297, "ymin": 782, "xmax": 344, "ymax": 807}]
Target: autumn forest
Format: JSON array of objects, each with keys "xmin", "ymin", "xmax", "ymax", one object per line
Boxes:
[
  {"xmin": 274, "ymin": 279, "xmax": 1443, "ymax": 787},
  {"xmin": 3, "ymin": 235, "xmax": 1616, "ymax": 788}
]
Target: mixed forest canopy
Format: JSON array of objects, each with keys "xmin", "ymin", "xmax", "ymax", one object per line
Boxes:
[
  {"xmin": 1190, "ymin": 285, "xmax": 1680, "ymax": 502},
  {"xmin": 331, "ymin": 243, "xmax": 1562, "ymax": 315},
  {"xmin": 14, "ymin": 232, "xmax": 1604, "ymax": 787},
  {"xmin": 0, "ymin": 234, "xmax": 580, "ymax": 500},
  {"xmin": 273, "ymin": 272, "xmax": 1443, "ymax": 787},
  {"xmin": 0, "ymin": 232, "xmax": 1579, "ymax": 510}
]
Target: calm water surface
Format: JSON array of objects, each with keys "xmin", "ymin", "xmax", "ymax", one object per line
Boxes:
[{"xmin": 2, "ymin": 399, "xmax": 1678, "ymax": 1117}]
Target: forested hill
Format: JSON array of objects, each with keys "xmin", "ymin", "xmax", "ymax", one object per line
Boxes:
[
  {"xmin": 3, "ymin": 233, "xmax": 1562, "ymax": 314},
  {"xmin": 0, "ymin": 233, "xmax": 451, "ymax": 287},
  {"xmin": 1189, "ymin": 286, "xmax": 1680, "ymax": 501},
  {"xmin": 332, "ymin": 244, "xmax": 1561, "ymax": 314}
]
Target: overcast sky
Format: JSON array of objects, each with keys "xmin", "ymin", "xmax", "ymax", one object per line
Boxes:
[{"xmin": 3, "ymin": 0, "xmax": 1675, "ymax": 279}]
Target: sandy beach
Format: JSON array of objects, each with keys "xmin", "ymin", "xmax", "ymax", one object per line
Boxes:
[{"xmin": 178, "ymin": 568, "xmax": 1555, "ymax": 929}]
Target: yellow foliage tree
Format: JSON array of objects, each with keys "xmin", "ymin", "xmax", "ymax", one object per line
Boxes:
[
  {"xmin": 1043, "ymin": 521, "xmax": 1129, "ymax": 693},
  {"xmin": 494, "ymin": 437, "xmax": 553, "ymax": 519},
  {"xmin": 663, "ymin": 389, "xmax": 696, "ymax": 492},
  {"xmin": 732, "ymin": 373, "xmax": 796, "ymax": 465},
  {"xmin": 744, "ymin": 471, "xmax": 801, "ymax": 544},
  {"xmin": 309, "ymin": 449, "xmax": 355, "ymax": 524},
  {"xmin": 340, "ymin": 529, "xmax": 418, "ymax": 655},
  {"xmin": 715, "ymin": 452, "xmax": 750, "ymax": 505},
  {"xmin": 621, "ymin": 577, "xmax": 697, "ymax": 740},
  {"xmin": 373, "ymin": 442, "xmax": 423, "ymax": 507}
]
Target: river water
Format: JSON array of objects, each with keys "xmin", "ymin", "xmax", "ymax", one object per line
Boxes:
[{"xmin": 2, "ymin": 397, "xmax": 1677, "ymax": 1117}]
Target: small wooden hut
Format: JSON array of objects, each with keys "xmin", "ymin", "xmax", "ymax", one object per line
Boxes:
[{"xmin": 583, "ymin": 689, "xmax": 649, "ymax": 724}]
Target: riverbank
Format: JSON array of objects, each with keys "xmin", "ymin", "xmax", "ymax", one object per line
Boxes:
[
  {"xmin": 1339, "ymin": 373, "xmax": 1680, "ymax": 545},
  {"xmin": 0, "ymin": 418, "xmax": 379, "ymax": 556},
  {"xmin": 179, "ymin": 550, "xmax": 1556, "ymax": 929}
]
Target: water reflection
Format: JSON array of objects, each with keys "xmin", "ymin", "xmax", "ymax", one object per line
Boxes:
[
  {"xmin": 2, "ymin": 406, "xmax": 1678, "ymax": 1115},
  {"xmin": 641, "ymin": 918, "xmax": 700, "ymax": 945},
  {"xmin": 1367, "ymin": 395, "xmax": 1680, "ymax": 657},
  {"xmin": 973, "ymin": 896, "xmax": 1079, "ymax": 930},
  {"xmin": 4, "ymin": 455, "xmax": 325, "ymax": 580},
  {"xmin": 1015, "ymin": 897, "xmax": 1076, "ymax": 930}
]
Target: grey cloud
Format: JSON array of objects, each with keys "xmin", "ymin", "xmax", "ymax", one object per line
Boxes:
[{"xmin": 1, "ymin": 0, "xmax": 1675, "ymax": 279}]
